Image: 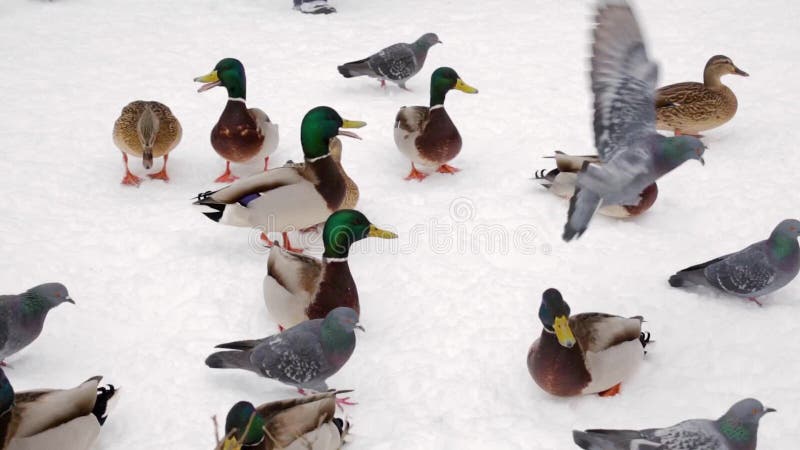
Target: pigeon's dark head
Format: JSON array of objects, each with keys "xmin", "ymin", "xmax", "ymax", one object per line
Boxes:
[
  {"xmin": 222, "ymin": 401, "xmax": 266, "ymax": 449},
  {"xmin": 0, "ymin": 368, "xmax": 13, "ymax": 415},
  {"xmin": 664, "ymin": 135, "xmax": 706, "ymax": 166},
  {"xmin": 300, "ymin": 106, "xmax": 366, "ymax": 160},
  {"xmin": 322, "ymin": 209, "xmax": 397, "ymax": 259},
  {"xmin": 26, "ymin": 282, "xmax": 74, "ymax": 308},
  {"xmin": 430, "ymin": 67, "xmax": 478, "ymax": 105},
  {"xmin": 719, "ymin": 398, "xmax": 775, "ymax": 434},
  {"xmin": 774, "ymin": 219, "xmax": 800, "ymax": 239},
  {"xmin": 416, "ymin": 32, "xmax": 442, "ymax": 48},
  {"xmin": 326, "ymin": 307, "xmax": 364, "ymax": 333},
  {"xmin": 194, "ymin": 58, "xmax": 247, "ymax": 99},
  {"xmin": 538, "ymin": 288, "xmax": 576, "ymax": 348}
]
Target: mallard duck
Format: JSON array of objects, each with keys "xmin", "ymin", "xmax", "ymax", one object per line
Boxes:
[
  {"xmin": 194, "ymin": 58, "xmax": 279, "ymax": 183},
  {"xmin": 337, "ymin": 33, "xmax": 441, "ymax": 90},
  {"xmin": 534, "ymin": 151, "xmax": 658, "ymax": 218},
  {"xmin": 656, "ymin": 55, "xmax": 748, "ymax": 136},
  {"xmin": 214, "ymin": 390, "xmax": 350, "ymax": 450},
  {"xmin": 527, "ymin": 289, "xmax": 649, "ymax": 397},
  {"xmin": 194, "ymin": 107, "xmax": 365, "ymax": 251},
  {"xmin": 112, "ymin": 100, "xmax": 182, "ymax": 186},
  {"xmin": 0, "ymin": 368, "xmax": 119, "ymax": 450},
  {"xmin": 282, "ymin": 137, "xmax": 358, "ymax": 210},
  {"xmin": 264, "ymin": 209, "xmax": 397, "ymax": 330},
  {"xmin": 393, "ymin": 67, "xmax": 478, "ymax": 180}
]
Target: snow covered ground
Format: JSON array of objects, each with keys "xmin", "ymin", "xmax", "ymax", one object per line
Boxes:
[{"xmin": 1, "ymin": 0, "xmax": 799, "ymax": 448}]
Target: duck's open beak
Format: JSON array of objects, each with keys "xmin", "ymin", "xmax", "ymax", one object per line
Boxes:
[
  {"xmin": 455, "ymin": 78, "xmax": 479, "ymax": 94},
  {"xmin": 368, "ymin": 225, "xmax": 398, "ymax": 239},
  {"xmin": 733, "ymin": 66, "xmax": 749, "ymax": 77},
  {"xmin": 194, "ymin": 70, "xmax": 221, "ymax": 92},
  {"xmin": 554, "ymin": 315, "xmax": 576, "ymax": 348},
  {"xmin": 338, "ymin": 119, "xmax": 367, "ymax": 140}
]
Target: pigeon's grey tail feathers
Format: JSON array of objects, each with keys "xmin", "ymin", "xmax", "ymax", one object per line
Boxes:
[
  {"xmin": 205, "ymin": 350, "xmax": 255, "ymax": 372},
  {"xmin": 563, "ymin": 187, "xmax": 602, "ymax": 241},
  {"xmin": 669, "ymin": 256, "xmax": 724, "ymax": 287},
  {"xmin": 573, "ymin": 429, "xmax": 649, "ymax": 449},
  {"xmin": 337, "ymin": 58, "xmax": 370, "ymax": 78},
  {"xmin": 214, "ymin": 339, "xmax": 262, "ymax": 351}
]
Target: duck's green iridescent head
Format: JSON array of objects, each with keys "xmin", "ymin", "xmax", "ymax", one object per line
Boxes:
[
  {"xmin": 222, "ymin": 401, "xmax": 266, "ymax": 449},
  {"xmin": 300, "ymin": 106, "xmax": 366, "ymax": 160},
  {"xmin": 538, "ymin": 288, "xmax": 576, "ymax": 348},
  {"xmin": 322, "ymin": 209, "xmax": 397, "ymax": 258},
  {"xmin": 429, "ymin": 67, "xmax": 478, "ymax": 107},
  {"xmin": 194, "ymin": 58, "xmax": 247, "ymax": 99},
  {"xmin": 0, "ymin": 368, "xmax": 14, "ymax": 416}
]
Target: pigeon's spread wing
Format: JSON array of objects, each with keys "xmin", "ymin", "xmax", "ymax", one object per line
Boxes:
[
  {"xmin": 369, "ymin": 43, "xmax": 416, "ymax": 81},
  {"xmin": 591, "ymin": 0, "xmax": 658, "ymax": 162},
  {"xmin": 253, "ymin": 328, "xmax": 325, "ymax": 386},
  {"xmin": 704, "ymin": 243, "xmax": 777, "ymax": 295}
]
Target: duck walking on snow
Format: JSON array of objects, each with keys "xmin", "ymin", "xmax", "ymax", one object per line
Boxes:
[
  {"xmin": 527, "ymin": 288, "xmax": 649, "ymax": 397},
  {"xmin": 393, "ymin": 67, "xmax": 478, "ymax": 180},
  {"xmin": 656, "ymin": 55, "xmax": 749, "ymax": 137},
  {"xmin": 113, "ymin": 100, "xmax": 182, "ymax": 186},
  {"xmin": 194, "ymin": 58, "xmax": 279, "ymax": 183}
]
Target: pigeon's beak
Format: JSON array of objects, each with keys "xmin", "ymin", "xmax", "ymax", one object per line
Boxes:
[
  {"xmin": 733, "ymin": 65, "xmax": 749, "ymax": 77},
  {"xmin": 355, "ymin": 323, "xmax": 365, "ymax": 332},
  {"xmin": 338, "ymin": 119, "xmax": 366, "ymax": 140},
  {"xmin": 554, "ymin": 316, "xmax": 576, "ymax": 348},
  {"xmin": 764, "ymin": 407, "xmax": 777, "ymax": 414},
  {"xmin": 65, "ymin": 296, "xmax": 75, "ymax": 305},
  {"xmin": 699, "ymin": 157, "xmax": 705, "ymax": 166},
  {"xmin": 194, "ymin": 70, "xmax": 222, "ymax": 92}
]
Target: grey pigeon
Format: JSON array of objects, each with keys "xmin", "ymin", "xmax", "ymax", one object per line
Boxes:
[
  {"xmin": 0, "ymin": 283, "xmax": 74, "ymax": 364},
  {"xmin": 669, "ymin": 219, "xmax": 800, "ymax": 305},
  {"xmin": 573, "ymin": 398, "xmax": 775, "ymax": 450},
  {"xmin": 337, "ymin": 33, "xmax": 442, "ymax": 89},
  {"xmin": 563, "ymin": 0, "xmax": 706, "ymax": 241},
  {"xmin": 205, "ymin": 307, "xmax": 363, "ymax": 392}
]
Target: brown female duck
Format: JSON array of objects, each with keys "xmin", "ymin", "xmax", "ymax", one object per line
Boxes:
[
  {"xmin": 393, "ymin": 67, "xmax": 478, "ymax": 181},
  {"xmin": 656, "ymin": 55, "xmax": 748, "ymax": 136},
  {"xmin": 194, "ymin": 58, "xmax": 279, "ymax": 183},
  {"xmin": 112, "ymin": 100, "xmax": 182, "ymax": 186},
  {"xmin": 527, "ymin": 288, "xmax": 649, "ymax": 397}
]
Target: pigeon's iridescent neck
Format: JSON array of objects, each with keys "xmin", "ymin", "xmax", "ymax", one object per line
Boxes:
[
  {"xmin": 718, "ymin": 418, "xmax": 756, "ymax": 447},
  {"xmin": 20, "ymin": 292, "xmax": 50, "ymax": 318},
  {"xmin": 770, "ymin": 234, "xmax": 799, "ymax": 260}
]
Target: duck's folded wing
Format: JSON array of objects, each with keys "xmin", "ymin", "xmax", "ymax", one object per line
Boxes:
[
  {"xmin": 394, "ymin": 106, "xmax": 430, "ymax": 134},
  {"xmin": 549, "ymin": 151, "xmax": 601, "ymax": 172},
  {"xmin": 570, "ymin": 313, "xmax": 642, "ymax": 353},
  {"xmin": 259, "ymin": 391, "xmax": 338, "ymax": 447},
  {"xmin": 195, "ymin": 167, "xmax": 305, "ymax": 205},
  {"xmin": 268, "ymin": 245, "xmax": 323, "ymax": 297},
  {"xmin": 12, "ymin": 377, "xmax": 100, "ymax": 438},
  {"xmin": 7, "ymin": 415, "xmax": 99, "ymax": 450}
]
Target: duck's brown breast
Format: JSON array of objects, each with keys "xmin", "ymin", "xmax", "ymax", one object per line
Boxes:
[
  {"xmin": 308, "ymin": 157, "xmax": 347, "ymax": 211},
  {"xmin": 306, "ymin": 261, "xmax": 359, "ymax": 320},
  {"xmin": 527, "ymin": 331, "xmax": 590, "ymax": 396},
  {"xmin": 415, "ymin": 108, "xmax": 462, "ymax": 165},
  {"xmin": 211, "ymin": 100, "xmax": 265, "ymax": 162}
]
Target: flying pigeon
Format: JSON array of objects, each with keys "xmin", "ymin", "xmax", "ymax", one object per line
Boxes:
[
  {"xmin": 563, "ymin": 0, "xmax": 705, "ymax": 241},
  {"xmin": 205, "ymin": 307, "xmax": 362, "ymax": 393},
  {"xmin": 573, "ymin": 398, "xmax": 775, "ymax": 450},
  {"xmin": 0, "ymin": 282, "xmax": 74, "ymax": 365},
  {"xmin": 337, "ymin": 33, "xmax": 442, "ymax": 89},
  {"xmin": 669, "ymin": 219, "xmax": 800, "ymax": 305}
]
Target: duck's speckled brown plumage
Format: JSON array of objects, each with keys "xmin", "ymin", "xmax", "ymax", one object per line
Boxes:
[
  {"xmin": 113, "ymin": 101, "xmax": 181, "ymax": 163},
  {"xmin": 211, "ymin": 100, "xmax": 266, "ymax": 163},
  {"xmin": 656, "ymin": 55, "xmax": 748, "ymax": 134}
]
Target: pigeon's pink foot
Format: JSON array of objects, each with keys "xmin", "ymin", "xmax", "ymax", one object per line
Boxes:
[
  {"xmin": 282, "ymin": 232, "xmax": 304, "ymax": 253},
  {"xmin": 278, "ymin": 325, "xmax": 285, "ymax": 332},
  {"xmin": 404, "ymin": 163, "xmax": 427, "ymax": 181},
  {"xmin": 598, "ymin": 383, "xmax": 621, "ymax": 397},
  {"xmin": 748, "ymin": 297, "xmax": 763, "ymax": 307},
  {"xmin": 436, "ymin": 164, "xmax": 460, "ymax": 174},
  {"xmin": 215, "ymin": 162, "xmax": 239, "ymax": 183},
  {"xmin": 380, "ymin": 79, "xmax": 386, "ymax": 88},
  {"xmin": 0, "ymin": 360, "xmax": 7, "ymax": 367}
]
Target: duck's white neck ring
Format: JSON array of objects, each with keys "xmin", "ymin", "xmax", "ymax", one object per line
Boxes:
[
  {"xmin": 323, "ymin": 256, "xmax": 348, "ymax": 262},
  {"xmin": 306, "ymin": 153, "xmax": 330, "ymax": 163},
  {"xmin": 430, "ymin": 104, "xmax": 444, "ymax": 111},
  {"xmin": 228, "ymin": 97, "xmax": 246, "ymax": 103},
  {"xmin": 543, "ymin": 327, "xmax": 555, "ymax": 335}
]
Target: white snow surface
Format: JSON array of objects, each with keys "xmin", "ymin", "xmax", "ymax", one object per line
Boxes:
[{"xmin": 1, "ymin": 0, "xmax": 799, "ymax": 448}]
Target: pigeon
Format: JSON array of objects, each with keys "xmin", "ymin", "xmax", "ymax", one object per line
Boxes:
[
  {"xmin": 214, "ymin": 390, "xmax": 350, "ymax": 450},
  {"xmin": 669, "ymin": 219, "xmax": 800, "ymax": 305},
  {"xmin": 573, "ymin": 398, "xmax": 775, "ymax": 450},
  {"xmin": 0, "ymin": 367, "xmax": 120, "ymax": 450},
  {"xmin": 205, "ymin": 307, "xmax": 362, "ymax": 393},
  {"xmin": 337, "ymin": 33, "xmax": 442, "ymax": 90},
  {"xmin": 563, "ymin": 0, "xmax": 706, "ymax": 241},
  {"xmin": 0, "ymin": 283, "xmax": 74, "ymax": 365}
]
